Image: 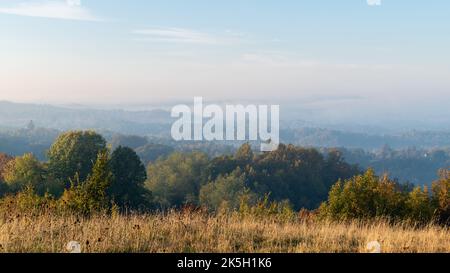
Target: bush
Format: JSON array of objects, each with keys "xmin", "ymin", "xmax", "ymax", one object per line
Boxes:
[
  {"xmin": 432, "ymin": 170, "xmax": 450, "ymax": 225},
  {"xmin": 239, "ymin": 194, "xmax": 295, "ymax": 221},
  {"xmin": 318, "ymin": 169, "xmax": 407, "ymax": 221},
  {"xmin": 0, "ymin": 186, "xmax": 57, "ymax": 217},
  {"xmin": 405, "ymin": 186, "xmax": 434, "ymax": 224},
  {"xmin": 0, "ymin": 153, "xmax": 13, "ymax": 182},
  {"xmin": 319, "ymin": 169, "xmax": 450, "ymax": 225},
  {"xmin": 60, "ymin": 150, "xmax": 112, "ymax": 215}
]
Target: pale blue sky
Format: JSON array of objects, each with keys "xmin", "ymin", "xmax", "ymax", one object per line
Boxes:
[{"xmin": 0, "ymin": 0, "xmax": 449, "ymax": 109}]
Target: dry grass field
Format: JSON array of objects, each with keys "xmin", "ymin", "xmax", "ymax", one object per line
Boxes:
[{"xmin": 0, "ymin": 211, "xmax": 449, "ymax": 253}]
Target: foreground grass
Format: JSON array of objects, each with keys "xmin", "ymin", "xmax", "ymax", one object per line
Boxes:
[{"xmin": 0, "ymin": 211, "xmax": 449, "ymax": 253}]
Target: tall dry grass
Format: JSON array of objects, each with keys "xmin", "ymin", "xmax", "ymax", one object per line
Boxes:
[{"xmin": 0, "ymin": 211, "xmax": 448, "ymax": 253}]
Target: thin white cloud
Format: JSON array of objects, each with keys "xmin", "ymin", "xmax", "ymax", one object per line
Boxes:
[
  {"xmin": 132, "ymin": 27, "xmax": 231, "ymax": 45},
  {"xmin": 367, "ymin": 0, "xmax": 382, "ymax": 6},
  {"xmin": 240, "ymin": 52, "xmax": 394, "ymax": 71},
  {"xmin": 241, "ymin": 52, "xmax": 321, "ymax": 68},
  {"xmin": 225, "ymin": 29, "xmax": 246, "ymax": 38},
  {"xmin": 132, "ymin": 28, "xmax": 217, "ymax": 44},
  {"xmin": 0, "ymin": 0, "xmax": 101, "ymax": 21}
]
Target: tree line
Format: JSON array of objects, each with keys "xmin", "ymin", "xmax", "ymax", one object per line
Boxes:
[
  {"xmin": 2, "ymin": 125, "xmax": 449, "ymax": 187},
  {"xmin": 0, "ymin": 130, "xmax": 448, "ymax": 225}
]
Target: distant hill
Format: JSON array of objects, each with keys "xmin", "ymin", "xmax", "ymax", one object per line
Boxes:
[
  {"xmin": 1, "ymin": 101, "xmax": 450, "ymax": 150},
  {"xmin": 0, "ymin": 101, "xmax": 172, "ymax": 135},
  {"xmin": 282, "ymin": 127, "xmax": 450, "ymax": 150}
]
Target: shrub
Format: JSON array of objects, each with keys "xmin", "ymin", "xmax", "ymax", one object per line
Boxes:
[
  {"xmin": 60, "ymin": 150, "xmax": 112, "ymax": 215},
  {"xmin": 432, "ymin": 170, "xmax": 450, "ymax": 225},
  {"xmin": 239, "ymin": 194, "xmax": 295, "ymax": 221},
  {"xmin": 0, "ymin": 153, "xmax": 13, "ymax": 182},
  {"xmin": 405, "ymin": 186, "xmax": 434, "ymax": 224},
  {"xmin": 0, "ymin": 186, "xmax": 57, "ymax": 217},
  {"xmin": 318, "ymin": 169, "xmax": 408, "ymax": 221},
  {"xmin": 406, "ymin": 187, "xmax": 433, "ymax": 224}
]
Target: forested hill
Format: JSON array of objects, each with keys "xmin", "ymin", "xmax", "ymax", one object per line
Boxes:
[
  {"xmin": 0, "ymin": 101, "xmax": 171, "ymax": 135},
  {"xmin": 281, "ymin": 127, "xmax": 450, "ymax": 150},
  {"xmin": 0, "ymin": 127, "xmax": 449, "ymax": 186},
  {"xmin": 2, "ymin": 101, "xmax": 450, "ymax": 150},
  {"xmin": 1, "ymin": 101, "xmax": 450, "ymax": 186}
]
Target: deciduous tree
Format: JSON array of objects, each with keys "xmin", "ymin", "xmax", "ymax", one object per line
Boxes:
[
  {"xmin": 48, "ymin": 131, "xmax": 106, "ymax": 186},
  {"xmin": 109, "ymin": 146, "xmax": 149, "ymax": 209}
]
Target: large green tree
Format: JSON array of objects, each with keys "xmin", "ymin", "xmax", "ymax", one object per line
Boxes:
[
  {"xmin": 3, "ymin": 153, "xmax": 48, "ymax": 194},
  {"xmin": 47, "ymin": 131, "xmax": 106, "ymax": 186},
  {"xmin": 109, "ymin": 146, "xmax": 149, "ymax": 209}
]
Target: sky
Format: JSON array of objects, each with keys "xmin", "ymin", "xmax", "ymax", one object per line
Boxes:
[{"xmin": 0, "ymin": 0, "xmax": 449, "ymax": 120}]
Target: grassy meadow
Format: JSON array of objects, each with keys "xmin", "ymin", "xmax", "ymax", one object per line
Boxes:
[{"xmin": 0, "ymin": 211, "xmax": 448, "ymax": 253}]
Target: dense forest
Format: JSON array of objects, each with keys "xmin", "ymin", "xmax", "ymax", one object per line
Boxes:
[
  {"xmin": 1, "ymin": 124, "xmax": 449, "ymax": 186},
  {"xmin": 0, "ymin": 130, "xmax": 448, "ymax": 225},
  {"xmin": 0, "ymin": 130, "xmax": 359, "ymax": 211},
  {"xmin": 282, "ymin": 127, "xmax": 450, "ymax": 149},
  {"xmin": 329, "ymin": 146, "xmax": 450, "ymax": 185}
]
